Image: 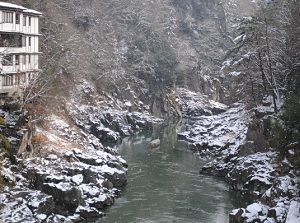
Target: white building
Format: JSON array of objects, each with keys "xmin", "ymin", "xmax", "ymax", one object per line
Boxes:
[{"xmin": 0, "ymin": 2, "xmax": 42, "ymax": 97}]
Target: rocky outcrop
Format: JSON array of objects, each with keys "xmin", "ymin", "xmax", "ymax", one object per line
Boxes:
[
  {"xmin": 178, "ymin": 102, "xmax": 249, "ymax": 158},
  {"xmin": 1, "ymin": 146, "xmax": 127, "ymax": 222},
  {"xmin": 68, "ymin": 103, "xmax": 162, "ymax": 143},
  {"xmin": 0, "ymin": 105, "xmax": 133, "ymax": 222},
  {"xmin": 229, "ymin": 181, "xmax": 300, "ymax": 223},
  {"xmin": 173, "ymin": 88, "xmax": 228, "ymax": 118},
  {"xmin": 0, "ymin": 96, "xmax": 168, "ymax": 222},
  {"xmin": 178, "ymin": 100, "xmax": 300, "ymax": 223},
  {"xmin": 0, "ymin": 107, "xmax": 33, "ymax": 164},
  {"xmin": 178, "ymin": 102, "xmax": 282, "ymax": 200}
]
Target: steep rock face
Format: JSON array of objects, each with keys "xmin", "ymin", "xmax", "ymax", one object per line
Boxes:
[
  {"xmin": 198, "ymin": 111, "xmax": 278, "ymax": 197},
  {"xmin": 177, "ymin": 98, "xmax": 278, "ymax": 197},
  {"xmin": 67, "ymin": 82, "xmax": 163, "ymax": 142},
  {"xmin": 196, "ymin": 111, "xmax": 277, "ymax": 196},
  {"xmin": 174, "ymin": 88, "xmax": 228, "ymax": 117},
  {"xmin": 178, "ymin": 102, "xmax": 250, "ymax": 157},
  {"xmin": 0, "ymin": 105, "xmax": 33, "ymax": 163}
]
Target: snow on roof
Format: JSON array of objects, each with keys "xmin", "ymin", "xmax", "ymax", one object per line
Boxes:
[
  {"xmin": 0, "ymin": 2, "xmax": 42, "ymax": 15},
  {"xmin": 24, "ymin": 9, "xmax": 42, "ymax": 16},
  {"xmin": 0, "ymin": 2, "xmax": 26, "ymax": 10}
]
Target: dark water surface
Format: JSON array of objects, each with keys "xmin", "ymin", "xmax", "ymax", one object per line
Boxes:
[{"xmin": 97, "ymin": 121, "xmax": 246, "ymax": 223}]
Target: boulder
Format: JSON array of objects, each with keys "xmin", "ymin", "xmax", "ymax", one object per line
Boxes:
[
  {"xmin": 149, "ymin": 139, "xmax": 160, "ymax": 148},
  {"xmin": 86, "ymin": 194, "xmax": 114, "ymax": 209},
  {"xmin": 42, "ymin": 182, "xmax": 83, "ymax": 213},
  {"xmin": 90, "ymin": 125, "xmax": 121, "ymax": 143},
  {"xmin": 76, "ymin": 206, "xmax": 105, "ymax": 219},
  {"xmin": 229, "ymin": 208, "xmax": 246, "ymax": 223},
  {"xmin": 103, "ymin": 170, "xmax": 127, "ymax": 188},
  {"xmin": 45, "ymin": 214, "xmax": 75, "ymax": 223},
  {"xmin": 27, "ymin": 192, "xmax": 55, "ymax": 215}
]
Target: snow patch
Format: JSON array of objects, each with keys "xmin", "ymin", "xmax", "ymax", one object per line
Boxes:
[
  {"xmin": 286, "ymin": 201, "xmax": 300, "ymax": 223},
  {"xmin": 72, "ymin": 174, "xmax": 84, "ymax": 185}
]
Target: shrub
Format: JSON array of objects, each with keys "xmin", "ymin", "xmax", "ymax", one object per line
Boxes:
[
  {"xmin": 32, "ymin": 133, "xmax": 47, "ymax": 145},
  {"xmin": 270, "ymin": 93, "xmax": 300, "ymax": 168},
  {"xmin": 0, "ymin": 117, "xmax": 6, "ymax": 126},
  {"xmin": 0, "ymin": 134, "xmax": 10, "ymax": 150},
  {"xmin": 0, "ymin": 133, "xmax": 11, "ymax": 186},
  {"xmin": 0, "ymin": 134, "xmax": 13, "ymax": 162}
]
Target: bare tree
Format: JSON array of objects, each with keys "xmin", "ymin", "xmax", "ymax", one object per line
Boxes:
[{"xmin": 222, "ymin": 1, "xmax": 296, "ymax": 112}]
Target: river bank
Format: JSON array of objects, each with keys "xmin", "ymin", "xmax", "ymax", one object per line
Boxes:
[
  {"xmin": 1, "ymin": 88, "xmax": 299, "ymax": 222},
  {"xmin": 0, "ymin": 104, "xmax": 161, "ymax": 222},
  {"xmin": 177, "ymin": 97, "xmax": 300, "ymax": 222},
  {"xmin": 0, "ymin": 88, "xmax": 233, "ymax": 222}
]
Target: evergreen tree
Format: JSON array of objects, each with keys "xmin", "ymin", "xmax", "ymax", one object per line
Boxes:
[{"xmin": 269, "ymin": 0, "xmax": 300, "ymax": 167}]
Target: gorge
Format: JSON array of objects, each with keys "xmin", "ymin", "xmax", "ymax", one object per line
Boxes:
[{"xmin": 1, "ymin": 0, "xmax": 300, "ymax": 222}]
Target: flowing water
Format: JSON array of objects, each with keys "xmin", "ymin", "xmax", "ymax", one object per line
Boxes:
[{"xmin": 97, "ymin": 121, "xmax": 247, "ymax": 223}]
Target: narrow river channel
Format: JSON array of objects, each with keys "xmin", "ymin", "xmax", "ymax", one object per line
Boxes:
[{"xmin": 96, "ymin": 121, "xmax": 247, "ymax": 223}]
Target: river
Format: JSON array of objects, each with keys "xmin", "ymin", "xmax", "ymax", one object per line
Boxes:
[{"xmin": 96, "ymin": 121, "xmax": 247, "ymax": 223}]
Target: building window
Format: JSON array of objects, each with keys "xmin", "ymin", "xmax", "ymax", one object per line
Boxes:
[
  {"xmin": 22, "ymin": 36, "xmax": 26, "ymax": 47},
  {"xmin": 2, "ymin": 12, "xmax": 13, "ymax": 23},
  {"xmin": 2, "ymin": 75, "xmax": 13, "ymax": 86},
  {"xmin": 15, "ymin": 55, "xmax": 20, "ymax": 65},
  {"xmin": 16, "ymin": 13, "xmax": 20, "ymax": 24},
  {"xmin": 28, "ymin": 55, "xmax": 31, "ymax": 65},
  {"xmin": 28, "ymin": 37, "xmax": 31, "ymax": 47},
  {"xmin": 17, "ymin": 35, "xmax": 22, "ymax": 47},
  {"xmin": 22, "ymin": 55, "xmax": 26, "ymax": 65},
  {"xmin": 23, "ymin": 16, "xmax": 26, "ymax": 26},
  {"xmin": 2, "ymin": 55, "xmax": 13, "ymax": 66},
  {"xmin": 28, "ymin": 17, "xmax": 31, "ymax": 26}
]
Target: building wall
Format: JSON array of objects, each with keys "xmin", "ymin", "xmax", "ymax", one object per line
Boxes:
[
  {"xmin": 0, "ymin": 10, "xmax": 39, "ymax": 34},
  {"xmin": 0, "ymin": 5, "xmax": 41, "ymax": 97}
]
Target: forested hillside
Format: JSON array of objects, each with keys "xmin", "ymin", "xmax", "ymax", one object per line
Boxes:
[
  {"xmin": 3, "ymin": 0, "xmax": 257, "ymax": 115},
  {"xmin": 3, "ymin": 0, "xmax": 298, "ymax": 116}
]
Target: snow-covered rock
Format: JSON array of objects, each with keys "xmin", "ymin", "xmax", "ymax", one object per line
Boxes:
[
  {"xmin": 178, "ymin": 100, "xmax": 300, "ymax": 223},
  {"xmin": 149, "ymin": 139, "xmax": 160, "ymax": 148},
  {"xmin": 178, "ymin": 102, "xmax": 250, "ymax": 157},
  {"xmin": 0, "ymin": 113, "xmax": 130, "ymax": 222},
  {"xmin": 67, "ymin": 100, "xmax": 162, "ymax": 143},
  {"xmin": 174, "ymin": 88, "xmax": 228, "ymax": 117}
]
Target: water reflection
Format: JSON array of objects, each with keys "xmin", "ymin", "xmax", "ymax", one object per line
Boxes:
[{"xmin": 94, "ymin": 121, "xmax": 247, "ymax": 223}]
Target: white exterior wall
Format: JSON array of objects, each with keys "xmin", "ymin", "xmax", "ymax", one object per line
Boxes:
[
  {"xmin": 0, "ymin": 3, "xmax": 41, "ymax": 96},
  {"xmin": 0, "ymin": 11, "xmax": 40, "ymax": 34}
]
